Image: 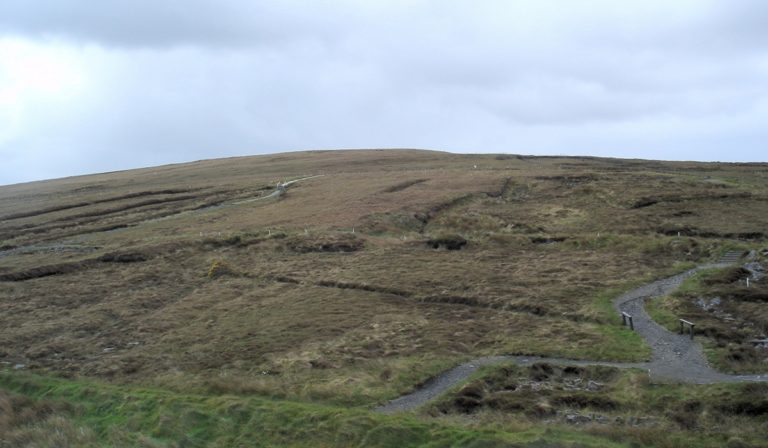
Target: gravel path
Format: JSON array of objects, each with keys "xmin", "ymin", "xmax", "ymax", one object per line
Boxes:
[
  {"xmin": 374, "ymin": 356, "xmax": 511, "ymax": 414},
  {"xmin": 374, "ymin": 255, "xmax": 768, "ymax": 413},
  {"xmin": 614, "ymin": 263, "xmax": 766, "ymax": 384}
]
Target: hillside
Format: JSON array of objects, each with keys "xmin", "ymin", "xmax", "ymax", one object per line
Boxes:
[{"xmin": 1, "ymin": 149, "xmax": 767, "ymax": 447}]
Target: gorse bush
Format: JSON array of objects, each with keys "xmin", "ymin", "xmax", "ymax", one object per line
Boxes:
[{"xmin": 207, "ymin": 259, "xmax": 235, "ymax": 279}]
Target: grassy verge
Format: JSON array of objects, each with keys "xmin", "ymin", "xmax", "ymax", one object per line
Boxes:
[{"xmin": 0, "ymin": 370, "xmax": 634, "ymax": 448}]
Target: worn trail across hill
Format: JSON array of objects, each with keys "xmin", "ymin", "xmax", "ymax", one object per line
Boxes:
[{"xmin": 375, "ymin": 256, "xmax": 768, "ymax": 414}]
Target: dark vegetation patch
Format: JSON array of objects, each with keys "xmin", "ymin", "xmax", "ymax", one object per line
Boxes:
[
  {"xmin": 0, "ymin": 189, "xmax": 248, "ymax": 247},
  {"xmin": 702, "ymin": 267, "xmax": 751, "ymax": 285},
  {"xmin": 315, "ymin": 280, "xmax": 413, "ymax": 298},
  {"xmin": 631, "ymin": 197, "xmax": 660, "ymax": 209},
  {"xmin": 260, "ymin": 273, "xmax": 567, "ymax": 318},
  {"xmin": 286, "ymin": 234, "xmax": 364, "ymax": 253},
  {"xmin": 534, "ymin": 175, "xmax": 597, "ymax": 188},
  {"xmin": 0, "ymin": 188, "xmax": 200, "ymax": 221},
  {"xmin": 201, "ymin": 232, "xmax": 279, "ymax": 249},
  {"xmin": 507, "ymin": 223, "xmax": 546, "ymax": 234},
  {"xmin": 551, "ymin": 393, "xmax": 618, "ymax": 411},
  {"xmin": 631, "ymin": 192, "xmax": 753, "ymax": 209},
  {"xmin": 413, "ymin": 194, "xmax": 476, "ymax": 227},
  {"xmin": 670, "ymin": 210, "xmax": 696, "ymax": 217},
  {"xmin": 426, "ymin": 234, "xmax": 467, "ymax": 250},
  {"xmin": 48, "ymin": 194, "xmax": 201, "ymax": 222},
  {"xmin": 381, "ymin": 178, "xmax": 429, "ymax": 193},
  {"xmin": 0, "ymin": 259, "xmax": 98, "ymax": 282},
  {"xmin": 530, "ymin": 236, "xmax": 567, "ymax": 244},
  {"xmin": 435, "ymin": 363, "xmax": 621, "ymax": 416},
  {"xmin": 98, "ymin": 252, "xmax": 149, "ymax": 263},
  {"xmin": 487, "ymin": 177, "xmax": 513, "ymax": 198},
  {"xmin": 359, "ymin": 212, "xmax": 424, "ymax": 235},
  {"xmin": 494, "ymin": 154, "xmax": 526, "ymax": 160},
  {"xmin": 267, "ymin": 274, "xmax": 301, "ymax": 284},
  {"xmin": 715, "ymin": 399, "xmax": 768, "ymax": 416},
  {"xmin": 657, "ymin": 226, "xmax": 765, "ymax": 240}
]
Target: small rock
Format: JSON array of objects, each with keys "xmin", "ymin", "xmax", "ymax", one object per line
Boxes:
[
  {"xmin": 13, "ymin": 364, "xmax": 25, "ymax": 370},
  {"xmin": 102, "ymin": 347, "xmax": 115, "ymax": 353},
  {"xmin": 586, "ymin": 380, "xmax": 604, "ymax": 391},
  {"xmin": 695, "ymin": 296, "xmax": 721, "ymax": 311},
  {"xmin": 743, "ymin": 262, "xmax": 765, "ymax": 281},
  {"xmin": 565, "ymin": 413, "xmax": 592, "ymax": 424}
]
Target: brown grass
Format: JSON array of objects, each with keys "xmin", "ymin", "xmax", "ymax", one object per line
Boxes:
[{"xmin": 1, "ymin": 149, "xmax": 767, "ymax": 409}]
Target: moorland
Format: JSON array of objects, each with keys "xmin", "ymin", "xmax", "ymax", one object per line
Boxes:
[{"xmin": 1, "ymin": 149, "xmax": 767, "ymax": 447}]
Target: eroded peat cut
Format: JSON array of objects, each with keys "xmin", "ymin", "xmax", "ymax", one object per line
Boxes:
[{"xmin": 1, "ymin": 150, "xmax": 767, "ymax": 447}]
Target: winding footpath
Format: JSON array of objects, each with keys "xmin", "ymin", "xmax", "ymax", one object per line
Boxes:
[{"xmin": 375, "ymin": 253, "xmax": 768, "ymax": 414}]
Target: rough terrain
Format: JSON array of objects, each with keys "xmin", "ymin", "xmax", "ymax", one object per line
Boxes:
[{"xmin": 376, "ymin": 253, "xmax": 768, "ymax": 413}]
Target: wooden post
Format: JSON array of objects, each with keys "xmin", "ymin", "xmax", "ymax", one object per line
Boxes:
[
  {"xmin": 679, "ymin": 319, "xmax": 695, "ymax": 339},
  {"xmin": 621, "ymin": 312, "xmax": 633, "ymax": 330}
]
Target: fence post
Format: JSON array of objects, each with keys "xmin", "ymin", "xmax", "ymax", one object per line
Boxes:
[
  {"xmin": 621, "ymin": 312, "xmax": 633, "ymax": 330},
  {"xmin": 679, "ymin": 319, "xmax": 695, "ymax": 339}
]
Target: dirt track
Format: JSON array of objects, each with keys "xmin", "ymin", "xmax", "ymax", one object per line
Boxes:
[{"xmin": 375, "ymin": 258, "xmax": 768, "ymax": 414}]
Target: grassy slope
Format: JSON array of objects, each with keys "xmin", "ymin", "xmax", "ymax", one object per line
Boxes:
[
  {"xmin": 0, "ymin": 371, "xmax": 630, "ymax": 447},
  {"xmin": 1, "ymin": 149, "xmax": 767, "ymax": 446}
]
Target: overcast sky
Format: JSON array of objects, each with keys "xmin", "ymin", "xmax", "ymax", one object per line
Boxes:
[{"xmin": 1, "ymin": 1, "xmax": 767, "ymax": 185}]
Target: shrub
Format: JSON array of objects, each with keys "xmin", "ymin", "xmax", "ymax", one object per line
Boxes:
[{"xmin": 207, "ymin": 259, "xmax": 235, "ymax": 279}]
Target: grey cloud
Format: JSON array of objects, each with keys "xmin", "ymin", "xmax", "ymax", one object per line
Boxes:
[
  {"xmin": 0, "ymin": 0, "xmax": 350, "ymax": 47},
  {"xmin": 1, "ymin": 1, "xmax": 767, "ymax": 185}
]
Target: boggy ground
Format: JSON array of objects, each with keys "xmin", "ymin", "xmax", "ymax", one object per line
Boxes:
[
  {"xmin": 430, "ymin": 362, "xmax": 768, "ymax": 448},
  {"xmin": 1, "ymin": 149, "xmax": 768, "ymax": 446}
]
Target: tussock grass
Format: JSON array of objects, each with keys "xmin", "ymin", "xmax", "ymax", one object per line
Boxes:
[
  {"xmin": 0, "ymin": 371, "xmax": 629, "ymax": 447},
  {"xmin": 430, "ymin": 362, "xmax": 768, "ymax": 448}
]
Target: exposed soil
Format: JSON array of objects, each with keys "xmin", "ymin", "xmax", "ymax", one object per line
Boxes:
[{"xmin": 381, "ymin": 179, "xmax": 429, "ymax": 193}]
